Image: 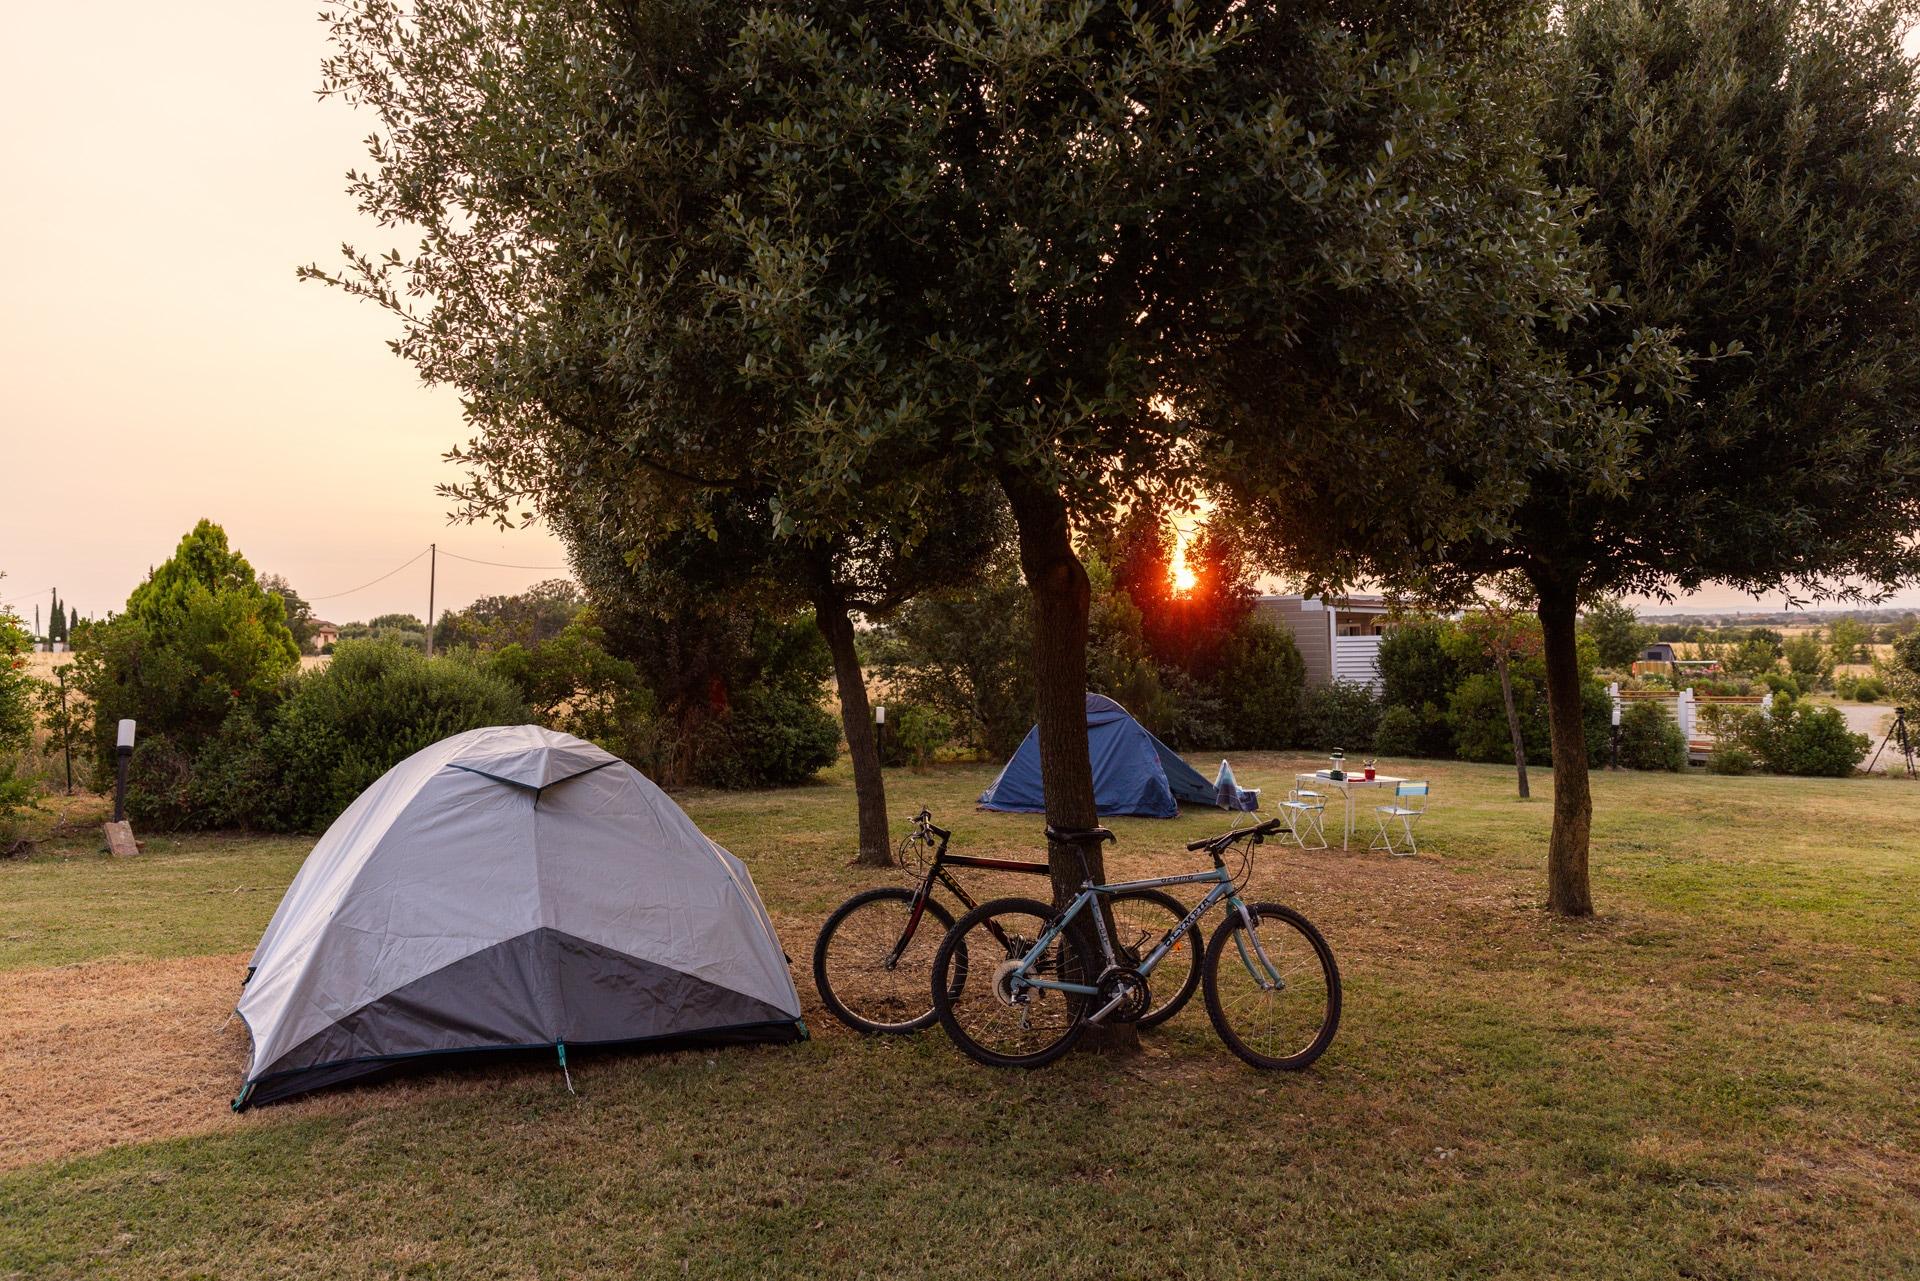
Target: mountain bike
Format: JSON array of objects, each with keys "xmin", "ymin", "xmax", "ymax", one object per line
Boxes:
[
  {"xmin": 929, "ymin": 819, "xmax": 1340, "ymax": 1070},
  {"xmin": 812, "ymin": 809, "xmax": 1203, "ymax": 1035}
]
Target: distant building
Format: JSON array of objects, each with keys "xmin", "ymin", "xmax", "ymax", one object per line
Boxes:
[
  {"xmin": 1642, "ymin": 642, "xmax": 1678, "ymax": 663},
  {"xmin": 312, "ymin": 620, "xmax": 340, "ymax": 650},
  {"xmin": 1253, "ymin": 594, "xmax": 1395, "ymax": 690}
]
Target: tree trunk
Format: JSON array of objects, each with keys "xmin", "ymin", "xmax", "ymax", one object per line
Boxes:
[
  {"xmin": 1495, "ymin": 649, "xmax": 1531, "ymax": 799},
  {"xmin": 815, "ymin": 594, "xmax": 892, "ymax": 867},
  {"xmin": 1001, "ymin": 472, "xmax": 1134, "ymax": 1051},
  {"xmin": 1535, "ymin": 584, "xmax": 1593, "ymax": 917},
  {"xmin": 1000, "ymin": 473, "xmax": 1103, "ymax": 902}
]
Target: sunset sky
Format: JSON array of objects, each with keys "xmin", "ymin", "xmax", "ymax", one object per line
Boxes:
[{"xmin": 3, "ymin": 3, "xmax": 1915, "ymax": 628}]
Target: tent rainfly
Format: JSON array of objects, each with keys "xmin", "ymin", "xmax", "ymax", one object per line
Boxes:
[
  {"xmin": 233, "ymin": 725, "xmax": 803, "ymax": 1109},
  {"xmin": 977, "ymin": 693, "xmax": 1222, "ymax": 819}
]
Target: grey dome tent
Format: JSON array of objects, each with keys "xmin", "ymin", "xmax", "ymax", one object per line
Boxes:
[
  {"xmin": 233, "ymin": 725, "xmax": 803, "ymax": 1110},
  {"xmin": 977, "ymin": 693, "xmax": 1221, "ymax": 819}
]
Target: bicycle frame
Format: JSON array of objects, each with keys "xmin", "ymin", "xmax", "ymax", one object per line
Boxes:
[
  {"xmin": 1009, "ymin": 861, "xmax": 1283, "ymax": 1022},
  {"xmin": 886, "ymin": 817, "xmax": 1047, "ymax": 966}
]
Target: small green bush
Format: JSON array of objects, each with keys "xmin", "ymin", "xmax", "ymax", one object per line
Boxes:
[
  {"xmin": 1299, "ymin": 682, "xmax": 1381, "ymax": 753},
  {"xmin": 1617, "ymin": 701, "xmax": 1687, "ymax": 771},
  {"xmin": 1707, "ymin": 699, "xmax": 1868, "ymax": 777},
  {"xmin": 1707, "ymin": 744, "xmax": 1756, "ymax": 775},
  {"xmin": 878, "ymin": 704, "xmax": 955, "ymax": 771},
  {"xmin": 265, "ymin": 640, "xmax": 528, "ymax": 830},
  {"xmin": 1372, "ymin": 704, "xmax": 1422, "ymax": 758},
  {"xmin": 1213, "ymin": 619, "xmax": 1306, "ymax": 750}
]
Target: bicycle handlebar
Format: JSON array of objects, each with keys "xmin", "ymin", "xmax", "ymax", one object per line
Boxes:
[{"xmin": 1187, "ymin": 817, "xmax": 1284, "ymax": 852}]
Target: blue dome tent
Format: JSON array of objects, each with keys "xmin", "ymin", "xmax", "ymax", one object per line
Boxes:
[{"xmin": 978, "ymin": 693, "xmax": 1222, "ymax": 819}]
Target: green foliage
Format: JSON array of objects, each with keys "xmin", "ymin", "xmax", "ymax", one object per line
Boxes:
[
  {"xmin": 1579, "ymin": 601, "xmax": 1649, "ymax": 670},
  {"xmin": 1827, "ymin": 618, "xmax": 1873, "ymax": 668},
  {"xmin": 484, "ymin": 615, "xmax": 655, "ymax": 760},
  {"xmin": 701, "ymin": 618, "xmax": 842, "ymax": 789},
  {"xmin": 71, "ymin": 522, "xmax": 300, "ymax": 827},
  {"xmin": 0, "ymin": 604, "xmax": 38, "ymax": 848},
  {"xmin": 1709, "ymin": 699, "xmax": 1868, "ymax": 778},
  {"xmin": 876, "ymin": 705, "xmax": 955, "ymax": 772},
  {"xmin": 1707, "ymin": 744, "xmax": 1756, "ymax": 776},
  {"xmin": 259, "ymin": 575, "xmax": 318, "ymax": 654},
  {"xmin": 1449, "ymin": 674, "xmax": 1542, "ymax": 766},
  {"xmin": 1890, "ymin": 633, "xmax": 1920, "ymax": 704},
  {"xmin": 1372, "ymin": 704, "xmax": 1423, "ymax": 759},
  {"xmin": 1375, "ymin": 622, "xmax": 1465, "ymax": 758},
  {"xmin": 1213, "ymin": 619, "xmax": 1306, "ymax": 752},
  {"xmin": 870, "ymin": 561, "xmax": 1036, "ymax": 759},
  {"xmin": 264, "ymin": 640, "xmax": 528, "ymax": 831},
  {"xmin": 1727, "ymin": 638, "xmax": 1781, "ymax": 680},
  {"xmin": 1783, "ymin": 635, "xmax": 1830, "ymax": 687},
  {"xmin": 1616, "ymin": 702, "xmax": 1687, "ymax": 772},
  {"xmin": 433, "ymin": 580, "xmax": 582, "ymax": 653},
  {"xmin": 1299, "ymin": 683, "xmax": 1381, "ymax": 754}
]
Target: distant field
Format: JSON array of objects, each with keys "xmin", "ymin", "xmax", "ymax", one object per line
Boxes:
[{"xmin": 3, "ymin": 756, "xmax": 1918, "ymax": 1278}]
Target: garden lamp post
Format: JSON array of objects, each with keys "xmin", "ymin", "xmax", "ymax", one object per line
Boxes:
[
  {"xmin": 113, "ymin": 719, "xmax": 136, "ymax": 822},
  {"xmin": 1609, "ymin": 704, "xmax": 1621, "ymax": 770},
  {"xmin": 874, "ymin": 704, "xmax": 885, "ymax": 761}
]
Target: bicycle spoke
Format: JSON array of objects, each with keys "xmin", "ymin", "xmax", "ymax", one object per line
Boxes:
[
  {"xmin": 937, "ymin": 903, "xmax": 1087, "ymax": 1064},
  {"xmin": 818, "ymin": 893, "xmax": 942, "ymax": 1031}
]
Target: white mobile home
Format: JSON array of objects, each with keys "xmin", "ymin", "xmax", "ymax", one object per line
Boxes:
[{"xmin": 1253, "ymin": 594, "xmax": 1394, "ymax": 691}]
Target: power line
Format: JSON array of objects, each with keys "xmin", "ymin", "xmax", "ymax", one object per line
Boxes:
[
  {"xmin": 307, "ymin": 548, "xmax": 432, "ymax": 602},
  {"xmin": 435, "ymin": 549, "xmax": 571, "ymax": 571}
]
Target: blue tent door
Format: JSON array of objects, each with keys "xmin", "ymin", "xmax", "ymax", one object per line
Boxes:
[{"xmin": 977, "ymin": 694, "xmax": 1221, "ymax": 819}]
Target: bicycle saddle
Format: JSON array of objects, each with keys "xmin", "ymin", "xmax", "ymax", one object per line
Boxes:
[{"xmin": 1044, "ymin": 824, "xmax": 1116, "ymax": 847}]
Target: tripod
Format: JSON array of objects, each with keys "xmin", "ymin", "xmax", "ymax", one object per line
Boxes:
[{"xmin": 1866, "ymin": 707, "xmax": 1918, "ymax": 779}]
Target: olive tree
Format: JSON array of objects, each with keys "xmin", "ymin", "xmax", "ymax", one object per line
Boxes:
[
  {"xmin": 310, "ymin": 0, "xmax": 1597, "ymax": 906},
  {"xmin": 1217, "ymin": 0, "xmax": 1920, "ymax": 915}
]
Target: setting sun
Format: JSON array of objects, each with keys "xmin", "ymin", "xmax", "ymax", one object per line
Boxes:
[{"xmin": 1169, "ymin": 531, "xmax": 1199, "ymax": 594}]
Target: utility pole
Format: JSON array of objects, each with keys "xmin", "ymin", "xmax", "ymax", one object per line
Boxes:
[{"xmin": 426, "ymin": 542, "xmax": 437, "ymax": 657}]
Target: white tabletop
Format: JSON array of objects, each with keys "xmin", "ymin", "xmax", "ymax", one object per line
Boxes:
[{"xmin": 1298, "ymin": 771, "xmax": 1406, "ymax": 787}]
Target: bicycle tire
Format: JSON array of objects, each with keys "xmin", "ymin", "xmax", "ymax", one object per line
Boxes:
[
  {"xmin": 1106, "ymin": 888, "xmax": 1203, "ymax": 1029},
  {"xmin": 931, "ymin": 896, "xmax": 1093, "ymax": 1068},
  {"xmin": 1201, "ymin": 902, "xmax": 1341, "ymax": 1070},
  {"xmin": 813, "ymin": 887, "xmax": 958, "ymax": 1034}
]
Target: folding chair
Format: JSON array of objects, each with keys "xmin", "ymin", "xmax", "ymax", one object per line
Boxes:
[
  {"xmin": 1370, "ymin": 781, "xmax": 1429, "ymax": 856},
  {"xmin": 1276, "ymin": 785, "xmax": 1329, "ymax": 851}
]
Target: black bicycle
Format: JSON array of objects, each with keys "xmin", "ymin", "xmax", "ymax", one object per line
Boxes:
[{"xmin": 812, "ymin": 809, "xmax": 1203, "ymax": 1034}]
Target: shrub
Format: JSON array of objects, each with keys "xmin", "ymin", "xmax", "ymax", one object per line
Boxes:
[
  {"xmin": 698, "ymin": 616, "xmax": 842, "ymax": 789},
  {"xmin": 264, "ymin": 640, "xmax": 528, "ymax": 830},
  {"xmin": 1706, "ymin": 699, "xmax": 1868, "ymax": 777},
  {"xmin": 1448, "ymin": 672, "xmax": 1539, "ymax": 764},
  {"xmin": 1617, "ymin": 701, "xmax": 1687, "ymax": 771},
  {"xmin": 869, "ymin": 563, "xmax": 1035, "ymax": 758},
  {"xmin": 1377, "ymin": 622, "xmax": 1466, "ymax": 757},
  {"xmin": 1213, "ymin": 619, "xmax": 1306, "ymax": 750},
  {"xmin": 877, "ymin": 703, "xmax": 955, "ymax": 771},
  {"xmin": 0, "ymin": 608, "xmax": 35, "ymax": 851},
  {"xmin": 484, "ymin": 616, "xmax": 657, "ymax": 760},
  {"xmin": 71, "ymin": 522, "xmax": 301, "ymax": 826},
  {"xmin": 1299, "ymin": 682, "xmax": 1380, "ymax": 753},
  {"xmin": 1372, "ymin": 704, "xmax": 1422, "ymax": 758},
  {"xmin": 1707, "ymin": 744, "xmax": 1756, "ymax": 775}
]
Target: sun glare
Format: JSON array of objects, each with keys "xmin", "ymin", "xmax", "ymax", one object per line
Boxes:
[{"xmin": 1170, "ymin": 533, "xmax": 1199, "ymax": 594}]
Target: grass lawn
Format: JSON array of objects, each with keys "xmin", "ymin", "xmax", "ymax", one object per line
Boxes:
[{"xmin": 3, "ymin": 755, "xmax": 1917, "ymax": 1279}]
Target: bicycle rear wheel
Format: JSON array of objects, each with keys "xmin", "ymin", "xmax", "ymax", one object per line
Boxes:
[
  {"xmin": 813, "ymin": 887, "xmax": 957, "ymax": 1034},
  {"xmin": 1107, "ymin": 889, "xmax": 1202, "ymax": 1029},
  {"xmin": 1202, "ymin": 902, "xmax": 1340, "ymax": 1070},
  {"xmin": 931, "ymin": 897, "xmax": 1092, "ymax": 1068}
]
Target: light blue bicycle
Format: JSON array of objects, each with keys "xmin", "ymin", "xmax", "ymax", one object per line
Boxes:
[{"xmin": 930, "ymin": 819, "xmax": 1340, "ymax": 1069}]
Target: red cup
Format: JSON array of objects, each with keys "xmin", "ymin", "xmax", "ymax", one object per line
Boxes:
[{"xmin": 1364, "ymin": 766, "xmax": 1376, "ymax": 780}]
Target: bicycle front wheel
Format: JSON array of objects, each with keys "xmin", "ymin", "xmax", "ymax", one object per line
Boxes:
[
  {"xmin": 813, "ymin": 887, "xmax": 957, "ymax": 1034},
  {"xmin": 1202, "ymin": 902, "xmax": 1340, "ymax": 1070},
  {"xmin": 931, "ymin": 897, "xmax": 1093, "ymax": 1068}
]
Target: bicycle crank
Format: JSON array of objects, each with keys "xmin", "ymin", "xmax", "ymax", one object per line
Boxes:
[{"xmin": 1089, "ymin": 966, "xmax": 1150, "ymax": 1025}]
